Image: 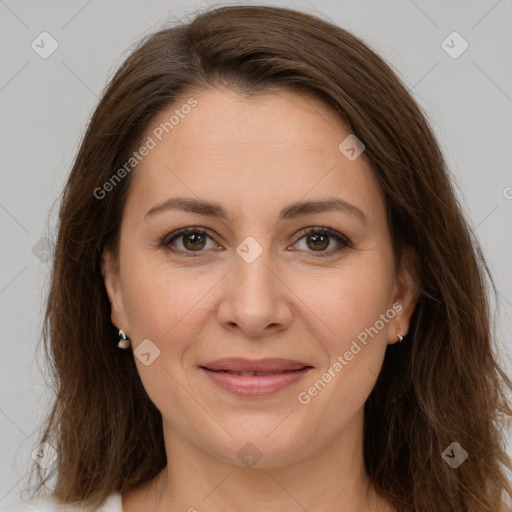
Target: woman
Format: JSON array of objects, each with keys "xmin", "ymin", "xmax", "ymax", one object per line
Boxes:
[{"xmin": 4, "ymin": 4, "xmax": 511, "ymax": 512}]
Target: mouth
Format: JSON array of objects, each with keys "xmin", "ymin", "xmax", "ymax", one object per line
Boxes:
[
  {"xmin": 199, "ymin": 357, "xmax": 313, "ymax": 373},
  {"xmin": 198, "ymin": 358, "xmax": 314, "ymax": 397},
  {"xmin": 202, "ymin": 368, "xmax": 310, "ymax": 376}
]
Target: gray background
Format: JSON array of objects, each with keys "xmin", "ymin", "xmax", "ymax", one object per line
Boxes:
[{"xmin": 1, "ymin": 0, "xmax": 511, "ymax": 507}]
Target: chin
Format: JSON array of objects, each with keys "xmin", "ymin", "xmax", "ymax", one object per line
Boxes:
[{"xmin": 203, "ymin": 427, "xmax": 310, "ymax": 469}]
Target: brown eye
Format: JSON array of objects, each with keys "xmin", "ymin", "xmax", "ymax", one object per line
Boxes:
[
  {"xmin": 162, "ymin": 226, "xmax": 352, "ymax": 258},
  {"xmin": 294, "ymin": 227, "xmax": 352, "ymax": 257},
  {"xmin": 305, "ymin": 232, "xmax": 330, "ymax": 251},
  {"xmin": 181, "ymin": 232, "xmax": 207, "ymax": 251},
  {"xmin": 163, "ymin": 227, "xmax": 216, "ymax": 255}
]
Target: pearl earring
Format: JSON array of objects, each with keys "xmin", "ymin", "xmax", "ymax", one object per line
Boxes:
[{"xmin": 117, "ymin": 329, "xmax": 131, "ymax": 349}]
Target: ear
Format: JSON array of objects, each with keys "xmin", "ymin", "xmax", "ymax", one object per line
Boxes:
[
  {"xmin": 388, "ymin": 245, "xmax": 419, "ymax": 344},
  {"xmin": 101, "ymin": 246, "xmax": 129, "ymax": 332}
]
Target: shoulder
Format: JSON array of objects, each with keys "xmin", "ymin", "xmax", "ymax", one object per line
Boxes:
[{"xmin": 0, "ymin": 493, "xmax": 122, "ymax": 512}]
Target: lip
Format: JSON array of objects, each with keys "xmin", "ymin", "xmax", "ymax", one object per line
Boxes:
[
  {"xmin": 200, "ymin": 357, "xmax": 311, "ymax": 372},
  {"xmin": 199, "ymin": 358, "xmax": 314, "ymax": 397}
]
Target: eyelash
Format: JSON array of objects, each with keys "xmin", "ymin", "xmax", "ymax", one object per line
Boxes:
[{"xmin": 161, "ymin": 226, "xmax": 353, "ymax": 258}]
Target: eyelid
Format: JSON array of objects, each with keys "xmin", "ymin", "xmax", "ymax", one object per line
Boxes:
[
  {"xmin": 290, "ymin": 226, "xmax": 353, "ymax": 257},
  {"xmin": 293, "ymin": 225, "xmax": 352, "ymax": 246},
  {"xmin": 161, "ymin": 226, "xmax": 219, "ymax": 256},
  {"xmin": 162, "ymin": 225, "xmax": 353, "ymax": 257}
]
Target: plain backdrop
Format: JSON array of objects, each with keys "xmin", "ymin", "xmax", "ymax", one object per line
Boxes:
[{"xmin": 1, "ymin": 0, "xmax": 511, "ymax": 507}]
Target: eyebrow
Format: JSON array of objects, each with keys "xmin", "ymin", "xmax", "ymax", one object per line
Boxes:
[{"xmin": 144, "ymin": 196, "xmax": 367, "ymax": 224}]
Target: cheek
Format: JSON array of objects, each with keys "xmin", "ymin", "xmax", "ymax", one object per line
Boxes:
[
  {"xmin": 295, "ymin": 259, "xmax": 393, "ymax": 344},
  {"xmin": 118, "ymin": 256, "xmax": 204, "ymax": 417},
  {"xmin": 293, "ymin": 257, "xmax": 393, "ymax": 406},
  {"xmin": 120, "ymin": 249, "xmax": 216, "ymax": 349},
  {"xmin": 324, "ymin": 266, "xmax": 393, "ymax": 393},
  {"xmin": 122, "ymin": 269, "xmax": 172, "ymax": 339}
]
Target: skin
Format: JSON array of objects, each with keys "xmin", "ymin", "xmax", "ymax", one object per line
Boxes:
[{"xmin": 102, "ymin": 86, "xmax": 418, "ymax": 512}]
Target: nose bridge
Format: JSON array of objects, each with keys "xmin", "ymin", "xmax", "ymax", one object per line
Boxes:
[
  {"xmin": 217, "ymin": 234, "xmax": 291, "ymax": 335},
  {"xmin": 233, "ymin": 234, "xmax": 277, "ymax": 303}
]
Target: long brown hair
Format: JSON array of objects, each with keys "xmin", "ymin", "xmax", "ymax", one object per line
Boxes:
[{"xmin": 25, "ymin": 5, "xmax": 511, "ymax": 511}]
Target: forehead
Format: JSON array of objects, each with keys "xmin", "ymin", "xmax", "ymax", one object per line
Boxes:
[{"xmin": 124, "ymin": 87, "xmax": 384, "ymax": 226}]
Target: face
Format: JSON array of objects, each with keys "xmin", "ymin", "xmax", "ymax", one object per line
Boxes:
[{"xmin": 102, "ymin": 86, "xmax": 417, "ymax": 468}]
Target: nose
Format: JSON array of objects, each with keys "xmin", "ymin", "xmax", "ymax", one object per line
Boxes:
[{"xmin": 216, "ymin": 243, "xmax": 293, "ymax": 338}]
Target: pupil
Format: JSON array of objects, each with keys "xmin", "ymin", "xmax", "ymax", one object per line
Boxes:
[
  {"xmin": 308, "ymin": 233, "xmax": 328, "ymax": 251},
  {"xmin": 185, "ymin": 233, "xmax": 205, "ymax": 250}
]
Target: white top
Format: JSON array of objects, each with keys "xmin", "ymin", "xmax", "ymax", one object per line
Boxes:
[{"xmin": 0, "ymin": 493, "xmax": 122, "ymax": 512}]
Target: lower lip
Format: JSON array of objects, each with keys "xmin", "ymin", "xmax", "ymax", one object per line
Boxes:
[{"xmin": 200, "ymin": 367, "xmax": 312, "ymax": 397}]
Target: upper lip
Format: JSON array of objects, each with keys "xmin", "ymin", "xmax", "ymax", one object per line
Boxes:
[{"xmin": 200, "ymin": 358, "xmax": 312, "ymax": 372}]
